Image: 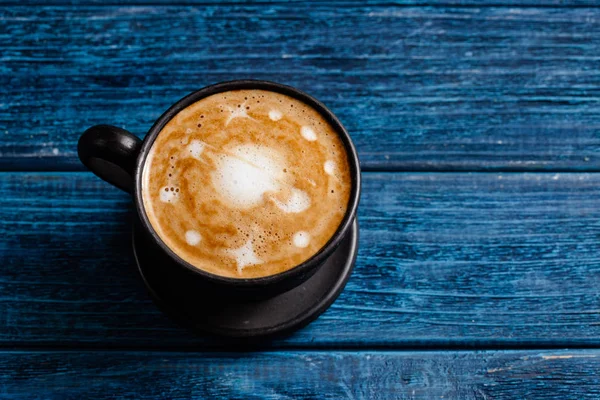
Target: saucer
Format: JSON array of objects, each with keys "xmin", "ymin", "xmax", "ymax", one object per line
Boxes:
[{"xmin": 132, "ymin": 219, "xmax": 358, "ymax": 339}]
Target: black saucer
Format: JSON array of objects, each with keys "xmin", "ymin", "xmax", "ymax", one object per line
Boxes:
[{"xmin": 132, "ymin": 219, "xmax": 358, "ymax": 338}]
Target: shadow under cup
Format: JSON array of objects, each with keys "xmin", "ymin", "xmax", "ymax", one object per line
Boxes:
[{"xmin": 78, "ymin": 80, "xmax": 361, "ymax": 301}]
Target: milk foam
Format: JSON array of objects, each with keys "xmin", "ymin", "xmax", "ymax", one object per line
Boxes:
[
  {"xmin": 293, "ymin": 231, "xmax": 310, "ymax": 248},
  {"xmin": 187, "ymin": 140, "xmax": 206, "ymax": 160},
  {"xmin": 211, "ymin": 143, "xmax": 313, "ymax": 214},
  {"xmin": 225, "ymin": 103, "xmax": 253, "ymax": 126},
  {"xmin": 324, "ymin": 160, "xmax": 335, "ymax": 175},
  {"xmin": 301, "ymin": 126, "xmax": 317, "ymax": 141},
  {"xmin": 185, "ymin": 230, "xmax": 202, "ymax": 246},
  {"xmin": 269, "ymin": 109, "xmax": 283, "ymax": 121},
  {"xmin": 226, "ymin": 239, "xmax": 263, "ymax": 274},
  {"xmin": 273, "ymin": 188, "xmax": 311, "ymax": 213},
  {"xmin": 211, "ymin": 144, "xmax": 285, "ymax": 209},
  {"xmin": 160, "ymin": 187, "xmax": 179, "ymax": 203},
  {"xmin": 142, "ymin": 89, "xmax": 351, "ymax": 279}
]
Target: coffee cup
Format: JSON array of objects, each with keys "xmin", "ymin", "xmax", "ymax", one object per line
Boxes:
[{"xmin": 78, "ymin": 80, "xmax": 361, "ymax": 300}]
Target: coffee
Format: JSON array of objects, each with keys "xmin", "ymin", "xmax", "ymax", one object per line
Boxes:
[{"xmin": 141, "ymin": 89, "xmax": 351, "ymax": 278}]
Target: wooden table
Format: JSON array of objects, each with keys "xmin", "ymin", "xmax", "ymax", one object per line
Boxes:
[{"xmin": 2, "ymin": 1, "xmax": 600, "ymax": 398}]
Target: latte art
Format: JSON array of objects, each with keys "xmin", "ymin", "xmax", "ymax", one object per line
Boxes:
[{"xmin": 142, "ymin": 89, "xmax": 351, "ymax": 278}]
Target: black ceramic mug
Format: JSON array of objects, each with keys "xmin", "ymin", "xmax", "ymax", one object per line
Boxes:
[{"xmin": 78, "ymin": 80, "xmax": 361, "ymax": 300}]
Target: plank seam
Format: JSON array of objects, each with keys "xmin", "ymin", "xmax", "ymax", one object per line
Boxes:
[
  {"xmin": 1, "ymin": 2, "xmax": 599, "ymax": 7},
  {"xmin": 2, "ymin": 168, "xmax": 600, "ymax": 173},
  {"xmin": 1, "ymin": 347, "xmax": 600, "ymax": 354},
  {"xmin": 3, "ymin": 342, "xmax": 600, "ymax": 352}
]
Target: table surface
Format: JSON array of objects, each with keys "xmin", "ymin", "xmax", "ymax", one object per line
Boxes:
[{"xmin": 2, "ymin": 1, "xmax": 600, "ymax": 398}]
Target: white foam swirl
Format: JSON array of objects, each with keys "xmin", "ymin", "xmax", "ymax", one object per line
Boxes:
[
  {"xmin": 293, "ymin": 231, "xmax": 311, "ymax": 248},
  {"xmin": 273, "ymin": 188, "xmax": 311, "ymax": 213},
  {"xmin": 301, "ymin": 126, "xmax": 317, "ymax": 141},
  {"xmin": 226, "ymin": 239, "xmax": 263, "ymax": 274},
  {"xmin": 269, "ymin": 109, "xmax": 283, "ymax": 121},
  {"xmin": 187, "ymin": 140, "xmax": 206, "ymax": 160},
  {"xmin": 185, "ymin": 230, "xmax": 202, "ymax": 246},
  {"xmin": 211, "ymin": 144, "xmax": 284, "ymax": 209},
  {"xmin": 324, "ymin": 160, "xmax": 336, "ymax": 175},
  {"xmin": 160, "ymin": 187, "xmax": 179, "ymax": 203},
  {"xmin": 225, "ymin": 103, "xmax": 253, "ymax": 126}
]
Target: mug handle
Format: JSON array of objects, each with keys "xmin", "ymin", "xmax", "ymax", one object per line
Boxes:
[{"xmin": 77, "ymin": 125, "xmax": 143, "ymax": 194}]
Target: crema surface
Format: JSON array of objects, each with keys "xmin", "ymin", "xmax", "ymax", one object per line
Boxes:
[{"xmin": 142, "ymin": 90, "xmax": 351, "ymax": 278}]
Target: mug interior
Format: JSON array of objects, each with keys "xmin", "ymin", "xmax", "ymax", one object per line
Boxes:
[{"xmin": 133, "ymin": 80, "xmax": 361, "ymax": 286}]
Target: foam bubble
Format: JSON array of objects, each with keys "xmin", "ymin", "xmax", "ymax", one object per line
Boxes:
[
  {"xmin": 269, "ymin": 109, "xmax": 283, "ymax": 121},
  {"xmin": 212, "ymin": 144, "xmax": 284, "ymax": 209},
  {"xmin": 226, "ymin": 239, "xmax": 263, "ymax": 274},
  {"xmin": 324, "ymin": 160, "xmax": 336, "ymax": 175},
  {"xmin": 273, "ymin": 188, "xmax": 311, "ymax": 213},
  {"xmin": 187, "ymin": 140, "xmax": 206, "ymax": 159},
  {"xmin": 185, "ymin": 230, "xmax": 202, "ymax": 246},
  {"xmin": 301, "ymin": 126, "xmax": 317, "ymax": 141},
  {"xmin": 159, "ymin": 187, "xmax": 179, "ymax": 203},
  {"xmin": 293, "ymin": 231, "xmax": 311, "ymax": 248},
  {"xmin": 185, "ymin": 128, "xmax": 192, "ymax": 134}
]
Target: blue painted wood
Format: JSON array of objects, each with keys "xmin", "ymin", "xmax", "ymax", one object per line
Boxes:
[
  {"xmin": 1, "ymin": 1, "xmax": 597, "ymax": 6},
  {"xmin": 0, "ymin": 349, "xmax": 599, "ymax": 399},
  {"xmin": 1, "ymin": 172, "xmax": 599, "ymax": 347},
  {"xmin": 2, "ymin": 6, "xmax": 600, "ymax": 171}
]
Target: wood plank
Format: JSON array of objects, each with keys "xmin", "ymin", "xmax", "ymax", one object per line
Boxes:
[
  {"xmin": 0, "ymin": 349, "xmax": 599, "ymax": 399},
  {"xmin": 2, "ymin": 6, "xmax": 600, "ymax": 171},
  {"xmin": 1, "ymin": 172, "xmax": 600, "ymax": 347},
  {"xmin": 1, "ymin": 1, "xmax": 598, "ymax": 6}
]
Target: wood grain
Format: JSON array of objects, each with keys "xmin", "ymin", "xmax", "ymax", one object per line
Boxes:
[
  {"xmin": 1, "ymin": 1, "xmax": 598, "ymax": 6},
  {"xmin": 2, "ymin": 171, "xmax": 599, "ymax": 347},
  {"xmin": 2, "ymin": 6, "xmax": 600, "ymax": 171},
  {"xmin": 0, "ymin": 349, "xmax": 599, "ymax": 399}
]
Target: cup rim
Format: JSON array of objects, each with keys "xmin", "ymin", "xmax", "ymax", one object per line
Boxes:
[{"xmin": 133, "ymin": 79, "xmax": 361, "ymax": 287}]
